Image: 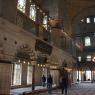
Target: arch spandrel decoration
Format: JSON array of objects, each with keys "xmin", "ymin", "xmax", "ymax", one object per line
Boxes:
[{"xmin": 15, "ymin": 44, "xmax": 36, "ymax": 62}]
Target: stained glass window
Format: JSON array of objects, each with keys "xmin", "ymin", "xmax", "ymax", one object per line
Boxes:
[
  {"xmin": 17, "ymin": 0, "xmax": 26, "ymax": 13},
  {"xmin": 30, "ymin": 4, "xmax": 36, "ymax": 21},
  {"xmin": 43, "ymin": 16, "xmax": 48, "ymax": 30}
]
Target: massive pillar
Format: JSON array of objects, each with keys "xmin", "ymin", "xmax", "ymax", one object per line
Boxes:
[
  {"xmin": 0, "ymin": 62, "xmax": 11, "ymax": 94},
  {"xmin": 0, "ymin": 0, "xmax": 2, "ymax": 16},
  {"xmin": 21, "ymin": 64, "xmax": 27, "ymax": 86},
  {"xmin": 32, "ymin": 65, "xmax": 35, "ymax": 90},
  {"xmin": 2, "ymin": 0, "xmax": 17, "ymax": 23}
]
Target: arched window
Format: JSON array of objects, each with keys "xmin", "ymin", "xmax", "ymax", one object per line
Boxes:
[
  {"xmin": 84, "ymin": 36, "xmax": 91, "ymax": 46},
  {"xmin": 30, "ymin": 4, "xmax": 36, "ymax": 21},
  {"xmin": 17, "ymin": 0, "xmax": 26, "ymax": 13}
]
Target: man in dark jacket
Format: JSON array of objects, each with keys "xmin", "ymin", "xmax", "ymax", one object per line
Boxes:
[
  {"xmin": 47, "ymin": 74, "xmax": 53, "ymax": 94},
  {"xmin": 60, "ymin": 69, "xmax": 68, "ymax": 95},
  {"xmin": 61, "ymin": 77, "xmax": 68, "ymax": 95},
  {"xmin": 42, "ymin": 75, "xmax": 46, "ymax": 87}
]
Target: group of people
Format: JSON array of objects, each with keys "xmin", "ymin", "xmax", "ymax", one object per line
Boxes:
[
  {"xmin": 42, "ymin": 70, "xmax": 70, "ymax": 95},
  {"xmin": 42, "ymin": 74, "xmax": 53, "ymax": 94}
]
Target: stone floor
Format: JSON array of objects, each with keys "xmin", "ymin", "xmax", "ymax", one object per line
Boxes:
[{"xmin": 35, "ymin": 83, "xmax": 95, "ymax": 95}]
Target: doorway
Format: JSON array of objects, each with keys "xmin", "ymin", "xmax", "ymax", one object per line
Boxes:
[
  {"xmin": 77, "ymin": 70, "xmax": 91, "ymax": 82},
  {"xmin": 86, "ymin": 70, "xmax": 91, "ymax": 81}
]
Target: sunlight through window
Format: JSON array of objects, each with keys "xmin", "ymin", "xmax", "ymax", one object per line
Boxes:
[
  {"xmin": 86, "ymin": 55, "xmax": 91, "ymax": 61},
  {"xmin": 86, "ymin": 18, "xmax": 90, "ymax": 23},
  {"xmin": 17, "ymin": 0, "xmax": 26, "ymax": 13},
  {"xmin": 27, "ymin": 64, "xmax": 33, "ymax": 84},
  {"xmin": 86, "ymin": 71, "xmax": 91, "ymax": 81},
  {"xmin": 13, "ymin": 64, "xmax": 22, "ymax": 85},
  {"xmin": 43, "ymin": 16, "xmax": 48, "ymax": 30},
  {"xmin": 78, "ymin": 56, "xmax": 81, "ymax": 62},
  {"xmin": 30, "ymin": 4, "xmax": 36, "ymax": 21},
  {"xmin": 85, "ymin": 36, "xmax": 91, "ymax": 46}
]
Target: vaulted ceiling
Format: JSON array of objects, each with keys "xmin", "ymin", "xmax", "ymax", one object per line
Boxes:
[
  {"xmin": 36, "ymin": 0, "xmax": 95, "ymax": 37},
  {"xmin": 65, "ymin": 0, "xmax": 95, "ymax": 18},
  {"xmin": 39, "ymin": 0, "xmax": 95, "ymax": 19},
  {"xmin": 37, "ymin": 0, "xmax": 95, "ymax": 35}
]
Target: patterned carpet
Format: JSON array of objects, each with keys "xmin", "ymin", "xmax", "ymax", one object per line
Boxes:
[{"xmin": 35, "ymin": 83, "xmax": 95, "ymax": 95}]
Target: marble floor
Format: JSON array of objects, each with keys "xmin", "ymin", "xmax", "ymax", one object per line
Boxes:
[
  {"xmin": 35, "ymin": 83, "xmax": 95, "ymax": 95},
  {"xmin": 10, "ymin": 84, "xmax": 56, "ymax": 95},
  {"xmin": 10, "ymin": 86, "xmax": 47, "ymax": 95}
]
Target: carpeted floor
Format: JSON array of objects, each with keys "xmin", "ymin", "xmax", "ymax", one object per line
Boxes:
[{"xmin": 35, "ymin": 83, "xmax": 95, "ymax": 95}]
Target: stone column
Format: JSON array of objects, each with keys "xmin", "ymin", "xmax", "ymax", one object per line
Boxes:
[
  {"xmin": 0, "ymin": 0, "xmax": 2, "ymax": 16},
  {"xmin": 2, "ymin": 0, "xmax": 17, "ymax": 23},
  {"xmin": 0, "ymin": 63, "xmax": 11, "ymax": 94},
  {"xmin": 21, "ymin": 64, "xmax": 27, "ymax": 86},
  {"xmin": 91, "ymin": 70, "xmax": 94, "ymax": 83},
  {"xmin": 81, "ymin": 71, "xmax": 84, "ymax": 81},
  {"xmin": 77, "ymin": 70, "xmax": 79, "ymax": 82},
  {"xmin": 73, "ymin": 70, "xmax": 77, "ymax": 83},
  {"xmin": 47, "ymin": 67, "xmax": 50, "ymax": 77},
  {"xmin": 59, "ymin": 0, "xmax": 71, "ymax": 33},
  {"xmin": 25, "ymin": 0, "xmax": 30, "ymax": 16},
  {"xmin": 35, "ymin": 66, "xmax": 42, "ymax": 87},
  {"xmin": 93, "ymin": 70, "xmax": 94, "ymax": 82},
  {"xmin": 71, "ymin": 69, "xmax": 73, "ymax": 83},
  {"xmin": 32, "ymin": 65, "xmax": 35, "ymax": 90}
]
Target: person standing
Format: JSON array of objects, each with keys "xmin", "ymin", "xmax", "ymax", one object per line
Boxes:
[
  {"xmin": 60, "ymin": 69, "xmax": 68, "ymax": 95},
  {"xmin": 47, "ymin": 74, "xmax": 53, "ymax": 94},
  {"xmin": 61, "ymin": 76, "xmax": 68, "ymax": 95},
  {"xmin": 42, "ymin": 75, "xmax": 46, "ymax": 87}
]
